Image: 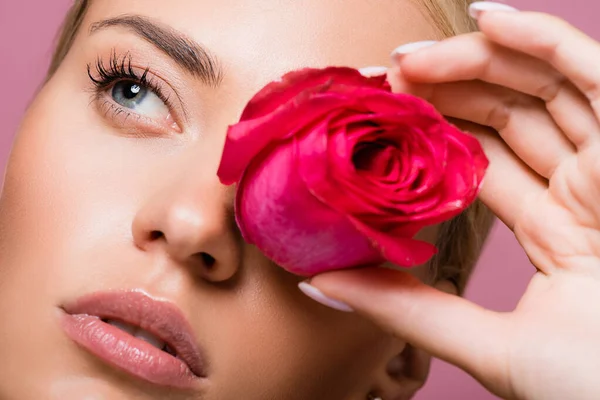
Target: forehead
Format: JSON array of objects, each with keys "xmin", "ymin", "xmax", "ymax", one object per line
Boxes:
[{"xmin": 85, "ymin": 0, "xmax": 438, "ymax": 78}]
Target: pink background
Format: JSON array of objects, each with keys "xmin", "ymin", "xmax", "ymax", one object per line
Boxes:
[{"xmin": 0, "ymin": 1, "xmax": 595, "ymax": 399}]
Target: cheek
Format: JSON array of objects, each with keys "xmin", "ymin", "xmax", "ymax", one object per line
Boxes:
[
  {"xmin": 221, "ymin": 309, "xmax": 391, "ymax": 398},
  {"xmin": 204, "ymin": 256, "xmax": 393, "ymax": 399},
  {"xmin": 0, "ymin": 79, "xmax": 150, "ymax": 289}
]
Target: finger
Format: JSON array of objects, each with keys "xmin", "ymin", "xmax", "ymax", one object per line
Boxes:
[
  {"xmin": 393, "ymin": 33, "xmax": 600, "ymax": 148},
  {"xmin": 309, "ymin": 267, "xmax": 514, "ymax": 399},
  {"xmin": 418, "ymin": 78, "xmax": 575, "ymax": 179},
  {"xmin": 451, "ymin": 119, "xmax": 547, "ymax": 232},
  {"xmin": 475, "ymin": 10, "xmax": 600, "ymax": 145}
]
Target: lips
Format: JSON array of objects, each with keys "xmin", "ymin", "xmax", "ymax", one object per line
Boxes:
[{"xmin": 60, "ymin": 290, "xmax": 207, "ymax": 389}]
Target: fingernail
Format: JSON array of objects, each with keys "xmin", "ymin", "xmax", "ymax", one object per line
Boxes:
[
  {"xmin": 298, "ymin": 281, "xmax": 354, "ymax": 312},
  {"xmin": 358, "ymin": 66, "xmax": 388, "ymax": 77},
  {"xmin": 468, "ymin": 2, "xmax": 519, "ymax": 19},
  {"xmin": 391, "ymin": 40, "xmax": 438, "ymax": 63}
]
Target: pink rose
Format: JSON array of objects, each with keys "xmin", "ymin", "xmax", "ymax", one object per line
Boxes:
[{"xmin": 218, "ymin": 67, "xmax": 488, "ymax": 276}]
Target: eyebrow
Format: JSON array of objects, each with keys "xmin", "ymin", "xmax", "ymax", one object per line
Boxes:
[{"xmin": 90, "ymin": 15, "xmax": 223, "ymax": 87}]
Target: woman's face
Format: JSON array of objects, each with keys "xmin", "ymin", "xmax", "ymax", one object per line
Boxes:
[{"xmin": 0, "ymin": 1, "xmax": 441, "ymax": 398}]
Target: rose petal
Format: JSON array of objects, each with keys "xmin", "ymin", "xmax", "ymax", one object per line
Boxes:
[
  {"xmin": 237, "ymin": 136, "xmax": 384, "ymax": 275},
  {"xmin": 220, "ymin": 66, "xmax": 488, "ymax": 273},
  {"xmin": 218, "ymin": 95, "xmax": 348, "ymax": 184},
  {"xmin": 241, "ymin": 67, "xmax": 389, "ymax": 120},
  {"xmin": 365, "ymin": 226, "xmax": 438, "ymax": 267}
]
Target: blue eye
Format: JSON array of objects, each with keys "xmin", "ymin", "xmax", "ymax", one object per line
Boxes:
[
  {"xmin": 109, "ymin": 80, "xmax": 170, "ymax": 119},
  {"xmin": 112, "ymin": 81, "xmax": 148, "ymax": 108}
]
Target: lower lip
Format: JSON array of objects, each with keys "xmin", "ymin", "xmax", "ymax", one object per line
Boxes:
[{"xmin": 60, "ymin": 313, "xmax": 200, "ymax": 389}]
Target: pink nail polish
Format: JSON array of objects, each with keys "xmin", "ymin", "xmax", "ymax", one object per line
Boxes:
[
  {"xmin": 298, "ymin": 282, "xmax": 354, "ymax": 312},
  {"xmin": 468, "ymin": 2, "xmax": 518, "ymax": 19}
]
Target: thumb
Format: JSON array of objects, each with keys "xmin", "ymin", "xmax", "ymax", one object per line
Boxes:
[{"xmin": 306, "ymin": 267, "xmax": 511, "ymax": 394}]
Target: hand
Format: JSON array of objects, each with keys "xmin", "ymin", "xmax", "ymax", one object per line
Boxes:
[{"xmin": 309, "ymin": 4, "xmax": 600, "ymax": 400}]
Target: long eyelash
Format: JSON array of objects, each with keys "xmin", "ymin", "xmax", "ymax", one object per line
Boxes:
[{"xmin": 87, "ymin": 49, "xmax": 173, "ymax": 109}]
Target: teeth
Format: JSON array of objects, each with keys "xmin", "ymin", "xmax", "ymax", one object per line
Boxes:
[
  {"xmin": 134, "ymin": 329, "xmax": 166, "ymax": 351},
  {"xmin": 107, "ymin": 319, "xmax": 137, "ymax": 335},
  {"xmin": 105, "ymin": 319, "xmax": 169, "ymax": 353}
]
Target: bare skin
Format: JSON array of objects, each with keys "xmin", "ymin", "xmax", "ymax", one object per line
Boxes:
[{"xmin": 0, "ymin": 1, "xmax": 453, "ymax": 399}]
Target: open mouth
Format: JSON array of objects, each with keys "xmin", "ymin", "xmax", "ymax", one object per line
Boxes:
[
  {"xmin": 103, "ymin": 318, "xmax": 178, "ymax": 356},
  {"xmin": 60, "ymin": 290, "xmax": 207, "ymax": 389}
]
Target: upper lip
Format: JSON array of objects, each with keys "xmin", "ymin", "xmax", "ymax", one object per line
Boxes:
[{"xmin": 62, "ymin": 290, "xmax": 207, "ymax": 378}]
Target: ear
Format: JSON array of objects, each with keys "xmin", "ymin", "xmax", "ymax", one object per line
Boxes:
[{"xmin": 373, "ymin": 279, "xmax": 458, "ymax": 400}]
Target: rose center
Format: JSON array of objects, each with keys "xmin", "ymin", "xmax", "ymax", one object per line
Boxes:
[{"xmin": 352, "ymin": 141, "xmax": 397, "ymax": 176}]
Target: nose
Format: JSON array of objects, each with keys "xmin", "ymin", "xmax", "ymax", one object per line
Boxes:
[{"xmin": 132, "ymin": 169, "xmax": 241, "ymax": 283}]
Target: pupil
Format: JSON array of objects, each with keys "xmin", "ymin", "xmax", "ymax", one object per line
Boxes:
[
  {"xmin": 111, "ymin": 81, "xmax": 148, "ymax": 108},
  {"xmin": 124, "ymin": 83, "xmax": 141, "ymax": 99}
]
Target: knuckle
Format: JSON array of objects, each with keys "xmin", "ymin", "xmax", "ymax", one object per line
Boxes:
[
  {"xmin": 484, "ymin": 102, "xmax": 511, "ymax": 130},
  {"xmin": 583, "ymin": 79, "xmax": 600, "ymax": 105},
  {"xmin": 483, "ymin": 93, "xmax": 537, "ymax": 131},
  {"xmin": 484, "ymin": 94, "xmax": 523, "ymax": 130},
  {"xmin": 468, "ymin": 36, "xmax": 497, "ymax": 80},
  {"xmin": 534, "ymin": 74, "xmax": 568, "ymax": 103}
]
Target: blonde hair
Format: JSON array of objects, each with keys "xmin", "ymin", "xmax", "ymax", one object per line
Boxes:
[
  {"xmin": 416, "ymin": 0, "xmax": 495, "ymax": 293},
  {"xmin": 420, "ymin": 0, "xmax": 479, "ymax": 38},
  {"xmin": 47, "ymin": 0, "xmax": 494, "ymax": 293}
]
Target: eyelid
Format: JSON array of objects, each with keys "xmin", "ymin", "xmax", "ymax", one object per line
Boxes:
[
  {"xmin": 125, "ymin": 64, "xmax": 188, "ymax": 124},
  {"xmin": 96, "ymin": 97, "xmax": 181, "ymax": 137},
  {"xmin": 87, "ymin": 51, "xmax": 188, "ymax": 135}
]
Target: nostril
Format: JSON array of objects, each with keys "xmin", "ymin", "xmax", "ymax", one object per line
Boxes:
[
  {"xmin": 198, "ymin": 252, "xmax": 216, "ymax": 269},
  {"xmin": 149, "ymin": 231, "xmax": 164, "ymax": 241}
]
